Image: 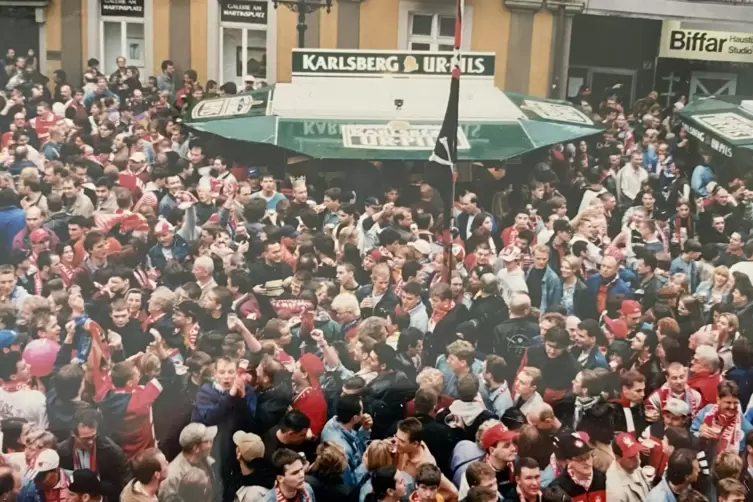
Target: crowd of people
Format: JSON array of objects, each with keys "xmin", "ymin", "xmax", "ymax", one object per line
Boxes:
[{"xmin": 0, "ymin": 52, "xmax": 751, "ymax": 502}]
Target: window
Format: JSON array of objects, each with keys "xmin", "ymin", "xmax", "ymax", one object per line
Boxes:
[
  {"xmin": 101, "ymin": 20, "xmax": 145, "ymax": 76},
  {"xmin": 408, "ymin": 13, "xmax": 455, "ymax": 51},
  {"xmin": 220, "ymin": 26, "xmax": 268, "ymax": 87}
]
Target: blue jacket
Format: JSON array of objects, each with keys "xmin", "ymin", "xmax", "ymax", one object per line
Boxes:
[
  {"xmin": 320, "ymin": 416, "xmax": 370, "ymax": 486},
  {"xmin": 0, "ymin": 206, "xmax": 25, "ymax": 251},
  {"xmin": 646, "ymin": 478, "xmax": 678, "ymax": 502},
  {"xmin": 191, "ymin": 383, "xmax": 257, "ymax": 426},
  {"xmin": 147, "ymin": 234, "xmax": 190, "ymax": 270},
  {"xmin": 669, "ymin": 257, "xmax": 699, "ymax": 293},
  {"xmin": 586, "ymin": 274, "xmax": 633, "ymax": 299},
  {"xmin": 570, "ymin": 345, "xmax": 608, "ymax": 370},
  {"xmin": 526, "ymin": 266, "xmax": 562, "ymax": 313},
  {"xmin": 691, "ymin": 403, "xmax": 753, "ymax": 453}
]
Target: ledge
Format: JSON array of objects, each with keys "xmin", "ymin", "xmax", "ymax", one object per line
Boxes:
[
  {"xmin": 504, "ymin": 0, "xmax": 545, "ymax": 12},
  {"xmin": 546, "ymin": 0, "xmax": 586, "ymax": 14}
]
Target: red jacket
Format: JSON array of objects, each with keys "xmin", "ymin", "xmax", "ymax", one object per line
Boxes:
[
  {"xmin": 292, "ymin": 386, "xmax": 327, "ymax": 436},
  {"xmin": 688, "ymin": 371, "xmax": 721, "ymax": 408}
]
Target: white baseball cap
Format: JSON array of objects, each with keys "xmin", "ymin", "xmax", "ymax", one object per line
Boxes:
[{"xmin": 26, "ymin": 449, "xmax": 59, "ymax": 479}]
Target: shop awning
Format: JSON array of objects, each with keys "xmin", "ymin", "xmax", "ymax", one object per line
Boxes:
[
  {"xmin": 184, "ymin": 75, "xmax": 603, "ymax": 161},
  {"xmin": 677, "ymin": 96, "xmax": 753, "ymax": 162}
]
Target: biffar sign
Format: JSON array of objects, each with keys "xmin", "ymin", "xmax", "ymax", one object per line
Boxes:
[{"xmin": 660, "ymin": 20, "xmax": 753, "ymax": 63}]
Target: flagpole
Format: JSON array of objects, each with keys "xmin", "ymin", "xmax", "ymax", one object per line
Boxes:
[{"xmin": 438, "ymin": 0, "xmax": 464, "ymax": 283}]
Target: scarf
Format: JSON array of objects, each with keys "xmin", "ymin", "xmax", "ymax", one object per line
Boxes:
[
  {"xmin": 141, "ymin": 312, "xmax": 164, "ymax": 331},
  {"xmin": 430, "ymin": 300, "xmax": 455, "ymax": 328},
  {"xmin": 58, "ymin": 264, "xmax": 73, "ymax": 287},
  {"xmin": 72, "ymin": 443, "xmax": 97, "ymax": 471},
  {"xmin": 573, "ymin": 396, "xmax": 599, "ymax": 429},
  {"xmin": 702, "ymin": 404, "xmax": 743, "ymax": 454},
  {"xmin": 567, "ymin": 466, "xmax": 593, "ymax": 492},
  {"xmin": 654, "ymin": 383, "xmax": 701, "ymax": 416},
  {"xmin": 274, "ymin": 481, "xmax": 311, "ymax": 502},
  {"xmin": 34, "ymin": 272, "xmax": 44, "ymax": 296}
]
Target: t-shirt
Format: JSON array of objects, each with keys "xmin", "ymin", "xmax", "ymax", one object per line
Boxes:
[
  {"xmin": 251, "ymin": 191, "xmax": 287, "ymax": 211},
  {"xmin": 0, "ymin": 388, "xmax": 48, "ymax": 429}
]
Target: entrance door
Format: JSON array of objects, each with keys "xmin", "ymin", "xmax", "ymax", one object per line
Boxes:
[
  {"xmin": 590, "ymin": 69, "xmax": 636, "ymax": 107},
  {"xmin": 220, "ymin": 25, "xmax": 268, "ymax": 87},
  {"xmin": 0, "ymin": 7, "xmax": 39, "ymax": 68},
  {"xmin": 690, "ymin": 72, "xmax": 738, "ymax": 99}
]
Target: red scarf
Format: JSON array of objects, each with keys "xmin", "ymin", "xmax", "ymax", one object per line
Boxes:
[
  {"xmin": 430, "ymin": 300, "xmax": 455, "ymax": 328},
  {"xmin": 34, "ymin": 272, "xmax": 44, "ymax": 296},
  {"xmin": 274, "ymin": 482, "xmax": 311, "ymax": 502},
  {"xmin": 141, "ymin": 312, "xmax": 164, "ymax": 331},
  {"xmin": 653, "ymin": 383, "xmax": 702, "ymax": 416},
  {"xmin": 702, "ymin": 404, "xmax": 743, "ymax": 454},
  {"xmin": 58, "ymin": 264, "xmax": 73, "ymax": 287},
  {"xmin": 72, "ymin": 443, "xmax": 97, "ymax": 472}
]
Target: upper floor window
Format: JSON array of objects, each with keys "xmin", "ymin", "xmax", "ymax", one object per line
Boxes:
[{"xmin": 408, "ymin": 13, "xmax": 455, "ymax": 51}]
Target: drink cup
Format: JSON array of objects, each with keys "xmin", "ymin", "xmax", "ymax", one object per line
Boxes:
[{"xmin": 642, "ymin": 465, "xmax": 656, "ymax": 483}]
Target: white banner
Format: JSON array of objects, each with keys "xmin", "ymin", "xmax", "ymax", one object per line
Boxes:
[{"xmin": 660, "ymin": 20, "xmax": 753, "ymax": 63}]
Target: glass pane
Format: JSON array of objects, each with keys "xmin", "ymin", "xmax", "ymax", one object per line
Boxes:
[
  {"xmin": 439, "ymin": 44, "xmax": 454, "ymax": 51},
  {"xmin": 125, "ymin": 22, "xmax": 145, "ymax": 76},
  {"xmin": 439, "ymin": 16, "xmax": 455, "ymax": 38},
  {"xmin": 411, "ymin": 14, "xmax": 433, "ymax": 36},
  {"xmin": 222, "ymin": 27, "xmax": 244, "ymax": 85},
  {"xmin": 103, "ymin": 21, "xmax": 122, "ymax": 75},
  {"xmin": 411, "ymin": 42, "xmax": 431, "ymax": 51},
  {"xmin": 245, "ymin": 29, "xmax": 267, "ymax": 84}
]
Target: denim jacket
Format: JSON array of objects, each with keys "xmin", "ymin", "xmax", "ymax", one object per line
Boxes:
[
  {"xmin": 525, "ymin": 266, "xmax": 562, "ymax": 313},
  {"xmin": 320, "ymin": 416, "xmax": 370, "ymax": 486}
]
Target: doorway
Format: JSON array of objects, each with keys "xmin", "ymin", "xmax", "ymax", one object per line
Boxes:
[
  {"xmin": 568, "ymin": 66, "xmax": 638, "ymax": 109},
  {"xmin": 0, "ymin": 7, "xmax": 39, "ymax": 69}
]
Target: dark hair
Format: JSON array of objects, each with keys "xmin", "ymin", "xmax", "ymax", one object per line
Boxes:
[
  {"xmin": 466, "ymin": 486, "xmax": 497, "ymax": 502},
  {"xmin": 666, "ymin": 448, "xmax": 697, "ymax": 485},
  {"xmin": 577, "ymin": 319, "xmax": 601, "ymax": 340},
  {"xmin": 401, "ymin": 261, "xmax": 422, "ymax": 282},
  {"xmin": 514, "ymin": 457, "xmax": 540, "ymax": 477},
  {"xmin": 161, "ymin": 60, "xmax": 174, "ymax": 71},
  {"xmin": 336, "ymin": 395, "xmax": 362, "ymax": 424},
  {"xmin": 371, "ymin": 343, "xmax": 397, "ymax": 372},
  {"xmin": 414, "ymin": 388, "xmax": 438, "ymax": 416},
  {"xmin": 415, "ymin": 464, "xmax": 441, "ymax": 488},
  {"xmin": 397, "ymin": 417, "xmax": 423, "ymax": 443},
  {"xmin": 457, "ymin": 373, "xmax": 480, "ymax": 402},
  {"xmin": 73, "ymin": 408, "xmax": 102, "ymax": 431},
  {"xmin": 0, "ymin": 352, "xmax": 21, "ymax": 381},
  {"xmin": 53, "ymin": 364, "xmax": 85, "ymax": 400},
  {"xmin": 280, "ymin": 410, "xmax": 310, "ymax": 433},
  {"xmin": 396, "ymin": 327, "xmax": 423, "ymax": 353},
  {"xmin": 1, "ymin": 418, "xmax": 27, "ymax": 452},
  {"xmin": 369, "ymin": 466, "xmax": 399, "ymax": 502},
  {"xmin": 484, "ymin": 354, "xmax": 507, "ymax": 383},
  {"xmin": 271, "ymin": 448, "xmax": 304, "ymax": 477},
  {"xmin": 543, "ymin": 326, "xmax": 570, "ymax": 349}
]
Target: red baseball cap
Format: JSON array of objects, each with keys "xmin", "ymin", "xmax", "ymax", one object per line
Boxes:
[
  {"xmin": 619, "ymin": 300, "xmax": 641, "ymax": 316},
  {"xmin": 30, "ymin": 229, "xmax": 49, "ymax": 244},
  {"xmin": 612, "ymin": 432, "xmax": 647, "ymax": 458},
  {"xmin": 603, "ymin": 316, "xmax": 628, "ymax": 339},
  {"xmin": 481, "ymin": 424, "xmax": 519, "ymax": 450}
]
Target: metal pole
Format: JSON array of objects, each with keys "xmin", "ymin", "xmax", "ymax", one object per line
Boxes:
[{"xmin": 297, "ymin": 0, "xmax": 307, "ymax": 48}]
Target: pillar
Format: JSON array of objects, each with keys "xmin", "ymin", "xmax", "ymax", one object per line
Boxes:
[{"xmin": 547, "ymin": 0, "xmax": 584, "ymax": 99}]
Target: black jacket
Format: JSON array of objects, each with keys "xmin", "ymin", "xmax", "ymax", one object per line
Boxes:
[
  {"xmin": 254, "ymin": 373, "xmax": 294, "ymax": 434},
  {"xmin": 550, "ymin": 468, "xmax": 607, "ymax": 501},
  {"xmin": 492, "ymin": 317, "xmax": 539, "ymax": 384},
  {"xmin": 469, "ymin": 294, "xmax": 509, "ymax": 354},
  {"xmin": 305, "ymin": 474, "xmax": 356, "ymax": 502},
  {"xmin": 424, "ymin": 304, "xmax": 470, "ymax": 366},
  {"xmin": 523, "ymin": 345, "xmax": 580, "ymax": 400},
  {"xmin": 364, "ymin": 370, "xmax": 417, "ymax": 439},
  {"xmin": 572, "ymin": 279, "xmax": 599, "ymax": 321},
  {"xmin": 46, "ymin": 390, "xmax": 95, "ymax": 442},
  {"xmin": 44, "ymin": 212, "xmax": 71, "ymax": 243},
  {"xmin": 355, "ymin": 285, "xmax": 401, "ymax": 319},
  {"xmin": 57, "ymin": 434, "xmax": 130, "ymax": 502}
]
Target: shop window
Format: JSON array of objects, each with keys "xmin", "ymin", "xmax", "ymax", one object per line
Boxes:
[
  {"xmin": 408, "ymin": 13, "xmax": 455, "ymax": 51},
  {"xmin": 101, "ymin": 20, "xmax": 145, "ymax": 76},
  {"xmin": 221, "ymin": 26, "xmax": 267, "ymax": 86}
]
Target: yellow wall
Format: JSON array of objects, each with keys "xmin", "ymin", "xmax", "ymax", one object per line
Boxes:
[
  {"xmin": 471, "ymin": 0, "xmax": 510, "ymax": 90},
  {"xmin": 190, "ymin": 0, "xmax": 208, "ymax": 82},
  {"xmin": 319, "ymin": 2, "xmax": 338, "ymax": 49},
  {"xmin": 276, "ymin": 6, "xmax": 297, "ymax": 82},
  {"xmin": 153, "ymin": 0, "xmax": 171, "ymax": 76},
  {"xmin": 529, "ymin": 9, "xmax": 553, "ymax": 96},
  {"xmin": 360, "ymin": 0, "xmax": 398, "ymax": 49}
]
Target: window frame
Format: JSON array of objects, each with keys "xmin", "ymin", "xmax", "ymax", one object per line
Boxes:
[
  {"xmin": 99, "ymin": 17, "xmax": 147, "ymax": 78},
  {"xmin": 218, "ymin": 22, "xmax": 269, "ymax": 86},
  {"xmin": 398, "ymin": 1, "xmax": 473, "ymax": 51}
]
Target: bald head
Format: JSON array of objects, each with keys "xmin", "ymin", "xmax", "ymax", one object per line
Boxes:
[
  {"xmin": 509, "ymin": 293, "xmax": 531, "ymax": 317},
  {"xmin": 25, "ymin": 206, "xmax": 42, "ymax": 229}
]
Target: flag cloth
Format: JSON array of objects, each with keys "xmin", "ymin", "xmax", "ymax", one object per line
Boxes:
[{"xmin": 429, "ymin": 0, "xmax": 463, "ymax": 281}]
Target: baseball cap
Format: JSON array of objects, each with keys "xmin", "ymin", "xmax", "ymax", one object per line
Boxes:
[
  {"xmin": 233, "ymin": 431, "xmax": 265, "ymax": 462},
  {"xmin": 612, "ymin": 432, "xmax": 647, "ymax": 458},
  {"xmin": 278, "ymin": 225, "xmax": 299, "ymax": 239},
  {"xmin": 154, "ymin": 218, "xmax": 175, "ymax": 237},
  {"xmin": 364, "ymin": 196, "xmax": 381, "ymax": 208},
  {"xmin": 619, "ymin": 300, "xmax": 641, "ymax": 316},
  {"xmin": 247, "ymin": 167, "xmax": 261, "ymax": 178},
  {"xmin": 26, "ymin": 449, "xmax": 59, "ymax": 479},
  {"xmin": 367, "ymin": 249, "xmax": 382, "ymax": 262},
  {"xmin": 69, "ymin": 469, "xmax": 106, "ymax": 496},
  {"xmin": 553, "ymin": 219, "xmax": 572, "ymax": 234},
  {"xmin": 554, "ymin": 431, "xmax": 593, "ymax": 460},
  {"xmin": 129, "ymin": 151, "xmax": 146, "ymax": 163},
  {"xmin": 30, "ymin": 228, "xmax": 49, "ymax": 244},
  {"xmin": 500, "ymin": 247, "xmax": 521, "ymax": 262},
  {"xmin": 409, "ymin": 240, "xmax": 431, "ymax": 256},
  {"xmin": 664, "ymin": 398, "xmax": 690, "ymax": 417},
  {"xmin": 0, "ymin": 329, "xmax": 18, "ymax": 350},
  {"xmin": 179, "ymin": 423, "xmax": 218, "ymax": 448},
  {"xmin": 603, "ymin": 316, "xmax": 628, "ymax": 339},
  {"xmin": 481, "ymin": 424, "xmax": 519, "ymax": 450}
]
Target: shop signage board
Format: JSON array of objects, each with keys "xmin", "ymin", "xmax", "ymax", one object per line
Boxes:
[
  {"xmin": 220, "ymin": 0, "xmax": 268, "ymax": 24},
  {"xmin": 659, "ymin": 20, "xmax": 753, "ymax": 63},
  {"xmin": 681, "ymin": 111, "xmax": 753, "ymax": 157},
  {"xmin": 101, "ymin": 0, "xmax": 144, "ymax": 17},
  {"xmin": 519, "ymin": 99, "xmax": 594, "ymax": 125},
  {"xmin": 191, "ymin": 93, "xmax": 271, "ymax": 120},
  {"xmin": 291, "ymin": 49, "xmax": 495, "ymax": 78},
  {"xmin": 341, "ymin": 123, "xmax": 471, "ymax": 150}
]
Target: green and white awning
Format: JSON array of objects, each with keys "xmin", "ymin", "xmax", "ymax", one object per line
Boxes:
[
  {"xmin": 678, "ymin": 96, "xmax": 753, "ymax": 161},
  {"xmin": 185, "ymin": 51, "xmax": 603, "ymax": 161}
]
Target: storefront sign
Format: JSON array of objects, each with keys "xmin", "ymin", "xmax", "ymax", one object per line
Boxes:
[
  {"xmin": 191, "ymin": 94, "xmax": 270, "ymax": 119},
  {"xmin": 341, "ymin": 123, "xmax": 471, "ymax": 150},
  {"xmin": 520, "ymin": 99, "xmax": 594, "ymax": 125},
  {"xmin": 660, "ymin": 20, "xmax": 753, "ymax": 63},
  {"xmin": 292, "ymin": 49, "xmax": 495, "ymax": 78},
  {"xmin": 220, "ymin": 0, "xmax": 267, "ymax": 24},
  {"xmin": 680, "ymin": 111, "xmax": 753, "ymax": 158},
  {"xmin": 101, "ymin": 0, "xmax": 144, "ymax": 17}
]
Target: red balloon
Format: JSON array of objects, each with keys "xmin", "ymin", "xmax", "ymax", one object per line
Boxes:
[{"xmin": 22, "ymin": 339, "xmax": 61, "ymax": 377}]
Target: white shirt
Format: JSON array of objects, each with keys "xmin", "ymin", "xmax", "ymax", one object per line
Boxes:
[
  {"xmin": 497, "ymin": 266, "xmax": 528, "ymax": 306},
  {"xmin": 0, "ymin": 388, "xmax": 48, "ymax": 430},
  {"xmin": 618, "ymin": 164, "xmax": 648, "ymax": 202}
]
